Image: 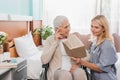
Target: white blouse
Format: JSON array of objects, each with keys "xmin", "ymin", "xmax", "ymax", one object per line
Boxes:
[{"xmin": 60, "ymin": 40, "xmax": 72, "ymax": 71}]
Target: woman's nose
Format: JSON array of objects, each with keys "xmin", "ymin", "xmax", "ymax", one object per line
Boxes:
[{"xmin": 91, "ymin": 27, "xmax": 95, "ymax": 31}]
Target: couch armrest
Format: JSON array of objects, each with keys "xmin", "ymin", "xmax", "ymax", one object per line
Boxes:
[{"xmin": 113, "ymin": 33, "xmax": 120, "ymax": 52}]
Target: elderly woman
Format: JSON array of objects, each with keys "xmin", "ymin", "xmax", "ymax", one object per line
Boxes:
[
  {"xmin": 41, "ymin": 15, "xmax": 87, "ymax": 80},
  {"xmin": 72, "ymin": 15, "xmax": 118, "ymax": 80}
]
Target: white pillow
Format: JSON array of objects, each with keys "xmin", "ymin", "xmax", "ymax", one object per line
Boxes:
[{"xmin": 14, "ymin": 32, "xmax": 39, "ymax": 58}]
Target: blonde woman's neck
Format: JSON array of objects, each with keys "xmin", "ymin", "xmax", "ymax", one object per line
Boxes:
[
  {"xmin": 96, "ymin": 35, "xmax": 114, "ymax": 46},
  {"xmin": 96, "ymin": 38, "xmax": 105, "ymax": 46}
]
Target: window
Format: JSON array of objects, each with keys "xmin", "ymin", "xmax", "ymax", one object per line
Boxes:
[
  {"xmin": 100, "ymin": 0, "xmax": 120, "ymax": 35},
  {"xmin": 43, "ymin": 0, "xmax": 96, "ymax": 34}
]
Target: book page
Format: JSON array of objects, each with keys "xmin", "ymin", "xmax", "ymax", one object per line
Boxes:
[{"xmin": 67, "ymin": 35, "xmax": 84, "ymax": 49}]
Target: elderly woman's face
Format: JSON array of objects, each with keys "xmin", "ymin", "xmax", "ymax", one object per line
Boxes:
[{"xmin": 57, "ymin": 20, "xmax": 70, "ymax": 38}]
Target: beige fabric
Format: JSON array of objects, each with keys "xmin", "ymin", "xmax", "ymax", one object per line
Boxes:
[
  {"xmin": 72, "ymin": 68, "xmax": 87, "ymax": 80},
  {"xmin": 41, "ymin": 35, "xmax": 61, "ymax": 80},
  {"xmin": 54, "ymin": 69, "xmax": 72, "ymax": 80},
  {"xmin": 112, "ymin": 33, "xmax": 120, "ymax": 52},
  {"xmin": 73, "ymin": 32, "xmax": 92, "ymax": 50},
  {"xmin": 54, "ymin": 68, "xmax": 87, "ymax": 80},
  {"xmin": 41, "ymin": 35, "xmax": 87, "ymax": 80}
]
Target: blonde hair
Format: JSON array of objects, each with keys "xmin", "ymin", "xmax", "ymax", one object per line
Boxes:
[{"xmin": 91, "ymin": 15, "xmax": 113, "ymax": 44}]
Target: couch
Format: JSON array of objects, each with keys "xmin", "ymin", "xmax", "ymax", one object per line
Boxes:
[{"xmin": 73, "ymin": 32, "xmax": 120, "ymax": 52}]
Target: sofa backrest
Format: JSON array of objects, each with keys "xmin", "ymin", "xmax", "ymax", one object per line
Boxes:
[
  {"xmin": 112, "ymin": 33, "xmax": 120, "ymax": 52},
  {"xmin": 73, "ymin": 32, "xmax": 120, "ymax": 52},
  {"xmin": 73, "ymin": 32, "xmax": 92, "ymax": 50}
]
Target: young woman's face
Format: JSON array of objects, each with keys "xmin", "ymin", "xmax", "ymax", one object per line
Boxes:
[
  {"xmin": 91, "ymin": 21, "xmax": 104, "ymax": 37},
  {"xmin": 57, "ymin": 20, "xmax": 70, "ymax": 37}
]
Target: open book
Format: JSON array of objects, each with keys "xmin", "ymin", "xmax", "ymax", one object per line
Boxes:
[{"xmin": 63, "ymin": 35, "xmax": 87, "ymax": 58}]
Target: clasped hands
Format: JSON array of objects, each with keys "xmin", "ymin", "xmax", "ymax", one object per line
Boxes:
[
  {"xmin": 70, "ymin": 57, "xmax": 83, "ymax": 72},
  {"xmin": 71, "ymin": 57, "xmax": 82, "ymax": 65}
]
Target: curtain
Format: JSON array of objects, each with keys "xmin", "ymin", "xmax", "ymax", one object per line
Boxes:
[
  {"xmin": 99, "ymin": 0, "xmax": 120, "ymax": 35},
  {"xmin": 42, "ymin": 0, "xmax": 96, "ymax": 34}
]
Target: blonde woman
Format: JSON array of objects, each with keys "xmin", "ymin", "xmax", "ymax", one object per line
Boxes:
[{"xmin": 72, "ymin": 15, "xmax": 118, "ymax": 80}]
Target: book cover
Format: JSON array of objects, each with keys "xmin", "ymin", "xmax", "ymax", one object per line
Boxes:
[{"xmin": 63, "ymin": 35, "xmax": 87, "ymax": 58}]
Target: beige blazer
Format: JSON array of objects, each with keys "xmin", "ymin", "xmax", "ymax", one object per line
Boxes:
[{"xmin": 41, "ymin": 35, "xmax": 62, "ymax": 80}]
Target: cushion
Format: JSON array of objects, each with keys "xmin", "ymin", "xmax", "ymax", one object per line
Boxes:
[
  {"xmin": 73, "ymin": 32, "xmax": 120, "ymax": 52},
  {"xmin": 14, "ymin": 32, "xmax": 39, "ymax": 58},
  {"xmin": 112, "ymin": 33, "xmax": 120, "ymax": 52},
  {"xmin": 73, "ymin": 32, "xmax": 92, "ymax": 50}
]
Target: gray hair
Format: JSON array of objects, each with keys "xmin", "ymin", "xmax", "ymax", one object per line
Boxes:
[{"xmin": 53, "ymin": 15, "xmax": 68, "ymax": 28}]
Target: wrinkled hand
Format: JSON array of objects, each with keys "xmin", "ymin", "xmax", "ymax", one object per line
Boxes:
[
  {"xmin": 71, "ymin": 57, "xmax": 81, "ymax": 64},
  {"xmin": 54, "ymin": 29, "xmax": 64, "ymax": 40},
  {"xmin": 70, "ymin": 64, "xmax": 79, "ymax": 73}
]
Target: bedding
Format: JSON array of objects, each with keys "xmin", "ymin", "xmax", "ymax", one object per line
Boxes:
[
  {"xmin": 14, "ymin": 32, "xmax": 43, "ymax": 79},
  {"xmin": 27, "ymin": 49, "xmax": 43, "ymax": 79},
  {"xmin": 15, "ymin": 47, "xmax": 43, "ymax": 79}
]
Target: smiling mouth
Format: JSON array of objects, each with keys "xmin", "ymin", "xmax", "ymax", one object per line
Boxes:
[{"xmin": 92, "ymin": 32, "xmax": 97, "ymax": 35}]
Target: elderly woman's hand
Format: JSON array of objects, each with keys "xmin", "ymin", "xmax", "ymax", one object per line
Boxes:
[
  {"xmin": 70, "ymin": 64, "xmax": 79, "ymax": 73},
  {"xmin": 71, "ymin": 57, "xmax": 82, "ymax": 64},
  {"xmin": 55, "ymin": 29, "xmax": 64, "ymax": 40}
]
